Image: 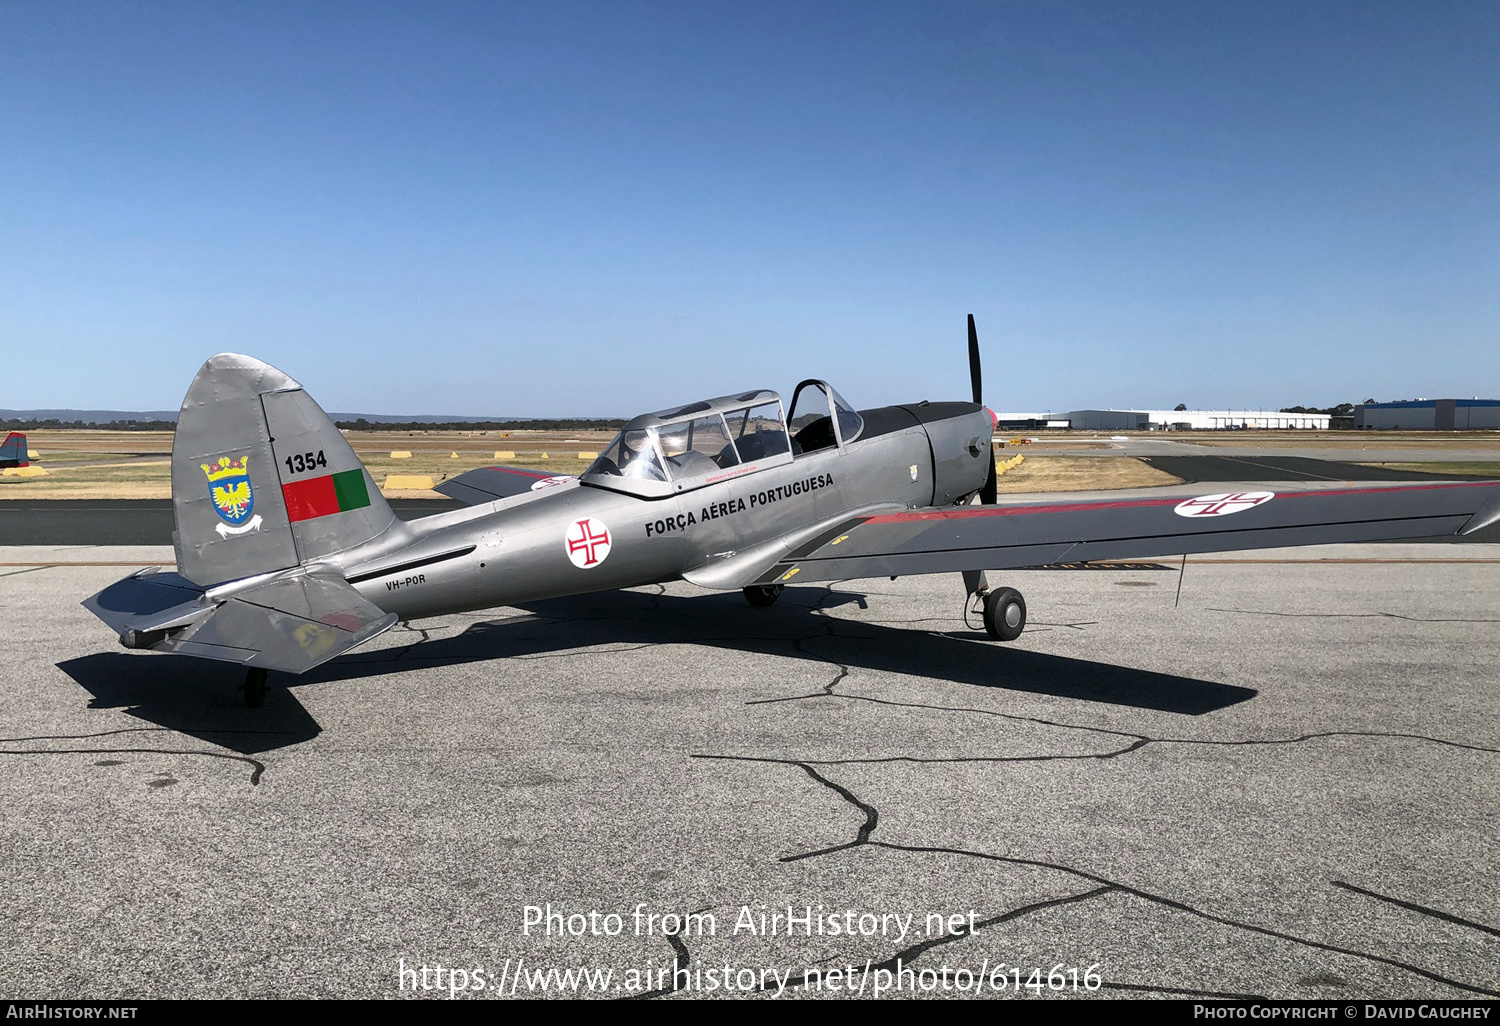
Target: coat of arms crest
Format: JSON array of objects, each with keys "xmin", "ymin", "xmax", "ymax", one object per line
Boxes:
[{"xmin": 201, "ymin": 455, "xmax": 256, "ymax": 527}]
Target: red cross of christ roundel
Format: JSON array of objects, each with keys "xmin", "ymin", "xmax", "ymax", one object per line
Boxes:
[
  {"xmin": 565, "ymin": 517, "xmax": 613, "ymax": 568},
  {"xmin": 1173, "ymin": 491, "xmax": 1276, "ymax": 518}
]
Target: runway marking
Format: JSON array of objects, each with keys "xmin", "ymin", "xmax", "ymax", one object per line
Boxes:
[{"xmin": 1217, "ymin": 454, "xmax": 1343, "ymax": 481}]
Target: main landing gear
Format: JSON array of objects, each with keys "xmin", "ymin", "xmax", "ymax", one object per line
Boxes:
[
  {"xmin": 243, "ymin": 667, "xmax": 268, "ymax": 708},
  {"xmin": 981, "ymin": 587, "xmax": 1027, "ymax": 641},
  {"xmin": 964, "ymin": 570, "xmax": 1027, "ymax": 642},
  {"xmin": 742, "ymin": 584, "xmax": 784, "ymax": 607}
]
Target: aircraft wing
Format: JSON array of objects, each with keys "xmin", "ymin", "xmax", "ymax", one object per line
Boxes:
[
  {"xmin": 434, "ymin": 465, "xmax": 578, "ymax": 505},
  {"xmin": 749, "ymin": 479, "xmax": 1500, "ymax": 586}
]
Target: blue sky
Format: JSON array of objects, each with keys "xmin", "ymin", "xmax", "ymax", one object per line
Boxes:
[{"xmin": 2, "ymin": 1, "xmax": 1495, "ymax": 417}]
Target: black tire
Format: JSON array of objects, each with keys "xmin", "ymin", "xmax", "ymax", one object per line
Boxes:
[
  {"xmin": 244, "ymin": 667, "xmax": 268, "ymax": 708},
  {"xmin": 743, "ymin": 584, "xmax": 784, "ymax": 607},
  {"xmin": 982, "ymin": 587, "xmax": 1026, "ymax": 641}
]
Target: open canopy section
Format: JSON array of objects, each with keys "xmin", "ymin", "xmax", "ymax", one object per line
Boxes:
[
  {"xmin": 582, "ymin": 389, "xmax": 795, "ymax": 497},
  {"xmin": 787, "ymin": 380, "xmax": 864, "ymax": 454}
]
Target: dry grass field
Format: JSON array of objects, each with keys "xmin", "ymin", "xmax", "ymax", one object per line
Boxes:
[
  {"xmin": 0, "ymin": 429, "xmax": 611, "ymax": 499},
  {"xmin": 993, "ymin": 454, "xmax": 1181, "ymax": 493},
  {"xmin": 0, "ymin": 461, "xmax": 173, "ymax": 499},
  {"xmin": 3, "ymin": 430, "xmax": 1185, "ymax": 499},
  {"xmin": 14, "ymin": 427, "xmax": 1497, "ymax": 500}
]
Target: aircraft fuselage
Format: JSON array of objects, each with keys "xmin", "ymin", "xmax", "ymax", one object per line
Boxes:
[{"xmin": 341, "ymin": 404, "xmax": 993, "ymax": 619}]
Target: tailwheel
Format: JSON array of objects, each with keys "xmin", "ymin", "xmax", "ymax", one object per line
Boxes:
[
  {"xmin": 743, "ymin": 584, "xmax": 784, "ymax": 607},
  {"xmin": 982, "ymin": 587, "xmax": 1026, "ymax": 641},
  {"xmin": 243, "ymin": 667, "xmax": 268, "ymax": 708}
]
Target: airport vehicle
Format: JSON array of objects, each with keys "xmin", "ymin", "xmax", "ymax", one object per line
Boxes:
[
  {"xmin": 0, "ymin": 431, "xmax": 29, "ymax": 468},
  {"xmin": 84, "ymin": 319, "xmax": 1500, "ymax": 706}
]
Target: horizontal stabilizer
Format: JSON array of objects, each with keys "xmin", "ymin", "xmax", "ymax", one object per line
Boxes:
[
  {"xmin": 434, "ymin": 465, "xmax": 578, "ymax": 505},
  {"xmin": 83, "ymin": 568, "xmax": 398, "ymax": 674}
]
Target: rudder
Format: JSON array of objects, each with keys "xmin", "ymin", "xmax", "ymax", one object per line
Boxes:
[{"xmin": 173, "ymin": 353, "xmax": 400, "ymax": 585}]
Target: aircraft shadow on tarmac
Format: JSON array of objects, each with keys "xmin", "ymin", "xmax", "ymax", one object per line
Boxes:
[
  {"xmin": 56, "ymin": 586, "xmax": 1255, "ymax": 753},
  {"xmin": 55, "ymin": 653, "xmax": 323, "ymax": 754}
]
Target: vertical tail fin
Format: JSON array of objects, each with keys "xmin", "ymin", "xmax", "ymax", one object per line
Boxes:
[
  {"xmin": 173, "ymin": 353, "xmax": 400, "ymax": 585},
  {"xmin": 0, "ymin": 432, "xmax": 28, "ymax": 467}
]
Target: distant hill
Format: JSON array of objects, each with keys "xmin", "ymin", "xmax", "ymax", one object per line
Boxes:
[
  {"xmin": 1, "ymin": 409, "xmax": 621, "ymax": 430},
  {"xmin": 1, "ymin": 409, "xmax": 180, "ymax": 425}
]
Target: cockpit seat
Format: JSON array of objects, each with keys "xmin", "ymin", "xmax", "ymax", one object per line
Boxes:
[
  {"xmin": 734, "ymin": 431, "xmax": 790, "ymax": 462},
  {"xmin": 666, "ymin": 450, "xmax": 720, "ymax": 477},
  {"xmin": 793, "ymin": 416, "xmax": 838, "ymax": 454}
]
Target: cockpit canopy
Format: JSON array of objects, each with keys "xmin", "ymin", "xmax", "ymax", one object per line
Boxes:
[
  {"xmin": 583, "ymin": 390, "xmax": 793, "ymax": 497},
  {"xmin": 581, "ymin": 381, "xmax": 864, "ymax": 498}
]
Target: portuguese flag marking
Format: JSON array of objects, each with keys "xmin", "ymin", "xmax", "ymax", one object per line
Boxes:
[{"xmin": 282, "ymin": 469, "xmax": 372, "ymax": 523}]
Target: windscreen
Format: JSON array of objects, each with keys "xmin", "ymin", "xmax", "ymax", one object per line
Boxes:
[{"xmin": 586, "ymin": 428, "xmax": 667, "ymax": 482}]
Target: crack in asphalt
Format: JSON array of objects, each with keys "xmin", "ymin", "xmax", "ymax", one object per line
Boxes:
[
  {"xmin": 0, "ymin": 747, "xmax": 266, "ymax": 785},
  {"xmin": 626, "ymin": 907, "xmax": 709, "ymax": 1000},
  {"xmin": 390, "ymin": 621, "xmax": 440, "ymax": 660},
  {"xmin": 390, "ymin": 586, "xmax": 1497, "ymax": 998},
  {"xmin": 1101, "ymin": 981, "xmax": 1267, "ymax": 999},
  {"xmin": 0, "ymin": 726, "xmax": 292, "ymax": 785},
  {"xmin": 735, "ymin": 681, "xmax": 1500, "ymax": 764},
  {"xmin": 1331, "ymin": 881, "xmax": 1500, "ymax": 939},
  {"xmin": 0, "ymin": 565, "xmax": 53, "ymax": 579},
  {"xmin": 746, "ymin": 630, "xmax": 851, "ymax": 706},
  {"xmin": 739, "ymin": 725, "xmax": 1497, "ymax": 766},
  {"xmin": 1209, "ymin": 608, "xmax": 1500, "ymax": 623},
  {"xmin": 0, "ymin": 727, "xmax": 295, "ymax": 743},
  {"xmin": 707, "ymin": 756, "xmax": 1500, "ymax": 998},
  {"xmin": 764, "ymin": 886, "xmax": 1117, "ymax": 997}
]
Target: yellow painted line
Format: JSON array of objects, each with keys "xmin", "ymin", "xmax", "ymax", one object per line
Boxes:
[
  {"xmin": 779, "ymin": 567, "xmax": 801, "ymax": 581},
  {"xmin": 830, "ymin": 534, "xmax": 849, "ymax": 545},
  {"xmin": 0, "ymin": 562, "xmax": 163, "ymax": 567}
]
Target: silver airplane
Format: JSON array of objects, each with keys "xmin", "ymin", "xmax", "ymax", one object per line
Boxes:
[{"xmin": 85, "ymin": 319, "xmax": 1500, "ymax": 706}]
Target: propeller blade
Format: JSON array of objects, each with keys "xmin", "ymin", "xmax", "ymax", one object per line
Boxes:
[
  {"xmin": 981, "ymin": 445, "xmax": 998, "ymax": 505},
  {"xmin": 967, "ymin": 313, "xmax": 982, "ymax": 405}
]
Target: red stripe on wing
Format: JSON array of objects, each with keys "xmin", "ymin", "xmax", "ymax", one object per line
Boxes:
[{"xmin": 863, "ymin": 479, "xmax": 1495, "ymax": 525}]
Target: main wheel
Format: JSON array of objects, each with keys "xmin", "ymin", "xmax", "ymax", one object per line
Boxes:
[
  {"xmin": 743, "ymin": 584, "xmax": 784, "ymax": 607},
  {"xmin": 982, "ymin": 587, "xmax": 1026, "ymax": 641},
  {"xmin": 244, "ymin": 667, "xmax": 268, "ymax": 708}
]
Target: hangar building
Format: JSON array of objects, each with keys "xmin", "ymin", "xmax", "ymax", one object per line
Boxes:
[
  {"xmin": 1354, "ymin": 400, "xmax": 1500, "ymax": 430},
  {"xmin": 1062, "ymin": 409, "xmax": 1331, "ymax": 431}
]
